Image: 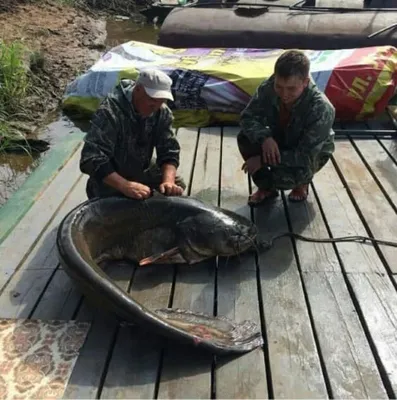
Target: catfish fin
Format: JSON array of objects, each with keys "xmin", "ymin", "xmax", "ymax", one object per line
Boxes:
[{"xmin": 139, "ymin": 247, "xmax": 187, "ymax": 266}]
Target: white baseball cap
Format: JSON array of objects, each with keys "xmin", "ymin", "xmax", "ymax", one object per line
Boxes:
[{"xmin": 136, "ymin": 68, "xmax": 174, "ymax": 101}]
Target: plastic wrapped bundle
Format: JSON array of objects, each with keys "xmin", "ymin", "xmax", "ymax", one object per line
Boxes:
[{"xmin": 62, "ymin": 41, "xmax": 397, "ymax": 127}]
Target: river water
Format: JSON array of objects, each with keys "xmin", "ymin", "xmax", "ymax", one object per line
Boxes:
[{"xmin": 0, "ymin": 18, "xmax": 158, "ymax": 207}]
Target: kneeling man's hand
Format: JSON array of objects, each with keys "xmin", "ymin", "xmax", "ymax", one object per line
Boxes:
[
  {"xmin": 121, "ymin": 181, "xmax": 152, "ymax": 200},
  {"xmin": 159, "ymin": 182, "xmax": 184, "ymax": 196}
]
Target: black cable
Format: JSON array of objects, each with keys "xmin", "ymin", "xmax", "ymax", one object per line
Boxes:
[{"xmin": 257, "ymin": 232, "xmax": 397, "ymax": 251}]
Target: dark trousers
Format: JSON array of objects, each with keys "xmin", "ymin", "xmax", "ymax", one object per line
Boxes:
[{"xmin": 237, "ymin": 130, "xmax": 329, "ymax": 191}]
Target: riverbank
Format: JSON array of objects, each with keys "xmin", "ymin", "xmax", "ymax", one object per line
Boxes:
[
  {"xmin": 0, "ymin": 0, "xmax": 157, "ymax": 206},
  {"xmin": 0, "ymin": 0, "xmax": 108, "ymax": 146}
]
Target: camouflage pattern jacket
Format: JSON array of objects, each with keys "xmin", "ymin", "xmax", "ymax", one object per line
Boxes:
[
  {"xmin": 80, "ymin": 79, "xmax": 180, "ymax": 184},
  {"xmin": 240, "ymin": 74, "xmax": 335, "ymax": 169}
]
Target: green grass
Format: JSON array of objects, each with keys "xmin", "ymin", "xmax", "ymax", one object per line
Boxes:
[{"xmin": 0, "ymin": 40, "xmax": 32, "ymax": 155}]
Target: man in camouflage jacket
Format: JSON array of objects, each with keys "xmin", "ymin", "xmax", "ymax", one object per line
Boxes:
[
  {"xmin": 80, "ymin": 69, "xmax": 186, "ymax": 200},
  {"xmin": 238, "ymin": 50, "xmax": 335, "ymax": 205}
]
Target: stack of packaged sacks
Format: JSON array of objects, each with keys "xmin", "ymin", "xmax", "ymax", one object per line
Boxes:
[{"xmin": 62, "ymin": 41, "xmax": 397, "ymax": 128}]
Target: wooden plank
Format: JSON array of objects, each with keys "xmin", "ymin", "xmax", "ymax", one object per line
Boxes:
[
  {"xmin": 99, "ymin": 127, "xmax": 199, "ymax": 399},
  {"xmin": 30, "ymin": 269, "xmax": 83, "ymax": 320},
  {"xmin": 332, "ymin": 140, "xmax": 397, "ymax": 273},
  {"xmin": 157, "ymin": 126, "xmax": 221, "ymax": 399},
  {"xmin": 0, "ymin": 269, "xmax": 54, "ymax": 319},
  {"xmin": 63, "ymin": 264, "xmax": 134, "ymax": 400},
  {"xmin": 215, "ymin": 126, "xmax": 268, "ymax": 399},
  {"xmin": 313, "ymin": 147, "xmax": 397, "ymax": 396},
  {"xmin": 348, "ymin": 272, "xmax": 397, "ymax": 396},
  {"xmin": 379, "ymin": 139, "xmax": 397, "ymax": 165},
  {"xmin": 352, "ymin": 138, "xmax": 397, "ymax": 208},
  {"xmin": 0, "ymin": 272, "xmax": 12, "ymax": 293},
  {"xmin": 311, "ymin": 157, "xmax": 386, "ymax": 274},
  {"xmin": 254, "ymin": 200, "xmax": 328, "ymax": 398},
  {"xmin": 98, "ymin": 269, "xmax": 172, "ymax": 400},
  {"xmin": 0, "ymin": 132, "xmax": 84, "ymax": 244},
  {"xmin": 0, "ymin": 143, "xmax": 83, "ymax": 282},
  {"xmin": 285, "ymin": 190, "xmax": 340, "ymax": 273},
  {"xmin": 0, "ymin": 177, "xmax": 87, "ymax": 321},
  {"xmin": 0, "ymin": 175, "xmax": 87, "ymax": 318},
  {"xmin": 286, "ymin": 195, "xmax": 388, "ymax": 398},
  {"xmin": 23, "ymin": 175, "xmax": 87, "ymax": 271},
  {"xmin": 304, "ymin": 271, "xmax": 388, "ymax": 398},
  {"xmin": 7, "ymin": 176, "xmax": 87, "ymax": 321}
]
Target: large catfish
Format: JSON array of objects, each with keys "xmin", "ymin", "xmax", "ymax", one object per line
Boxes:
[{"xmin": 56, "ymin": 193, "xmax": 263, "ymax": 355}]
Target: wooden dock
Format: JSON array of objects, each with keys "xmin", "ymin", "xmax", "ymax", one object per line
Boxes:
[{"xmin": 1, "ymin": 116, "xmax": 397, "ymax": 399}]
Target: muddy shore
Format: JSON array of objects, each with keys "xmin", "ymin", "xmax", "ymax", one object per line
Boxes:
[
  {"xmin": 0, "ymin": 0, "xmax": 155, "ymax": 206},
  {"xmin": 0, "ymin": 0, "xmax": 111, "ymax": 135}
]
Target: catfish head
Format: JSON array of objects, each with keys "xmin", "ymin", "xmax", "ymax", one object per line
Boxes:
[{"xmin": 139, "ymin": 208, "xmax": 258, "ymax": 266}]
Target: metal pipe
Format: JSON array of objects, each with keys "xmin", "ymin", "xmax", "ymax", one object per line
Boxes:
[
  {"xmin": 291, "ymin": 6, "xmax": 397, "ymax": 12},
  {"xmin": 210, "ymin": 125, "xmax": 397, "ymax": 136},
  {"xmin": 333, "ymin": 129, "xmax": 397, "ymax": 135},
  {"xmin": 334, "ymin": 135, "xmax": 394, "ymax": 140},
  {"xmin": 291, "ymin": 0, "xmax": 308, "ymax": 7},
  {"xmin": 157, "ymin": 1, "xmax": 269, "ymax": 7},
  {"xmin": 155, "ymin": 0, "xmax": 397, "ymax": 11},
  {"xmin": 368, "ymin": 23, "xmax": 397, "ymax": 38}
]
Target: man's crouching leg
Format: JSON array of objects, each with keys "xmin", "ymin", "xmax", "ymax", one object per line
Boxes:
[
  {"xmin": 284, "ymin": 152, "xmax": 331, "ymax": 202},
  {"xmin": 270, "ymin": 161, "xmax": 326, "ymax": 202},
  {"xmin": 237, "ymin": 130, "xmax": 279, "ymax": 206},
  {"xmin": 264, "ymin": 165, "xmax": 311, "ymax": 202}
]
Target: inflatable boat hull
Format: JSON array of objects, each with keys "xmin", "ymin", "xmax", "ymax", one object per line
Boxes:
[{"xmin": 158, "ymin": 8, "xmax": 397, "ymax": 49}]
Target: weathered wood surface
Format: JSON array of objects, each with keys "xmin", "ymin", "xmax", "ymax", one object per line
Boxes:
[
  {"xmin": 216, "ymin": 126, "xmax": 268, "ymax": 399},
  {"xmin": 63, "ymin": 264, "xmax": 135, "ymax": 399},
  {"xmin": 157, "ymin": 126, "xmax": 220, "ymax": 399},
  {"xmin": 0, "ymin": 145, "xmax": 84, "ymax": 292},
  {"xmin": 332, "ymin": 140, "xmax": 397, "ymax": 274},
  {"xmin": 286, "ymin": 175, "xmax": 388, "ymax": 398},
  {"xmin": 0, "ymin": 173, "xmax": 87, "ymax": 318},
  {"xmin": 255, "ymin": 197, "xmax": 328, "ymax": 399},
  {"xmin": 1, "ymin": 123, "xmax": 397, "ymax": 399}
]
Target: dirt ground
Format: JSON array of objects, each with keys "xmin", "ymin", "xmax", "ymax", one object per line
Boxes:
[{"xmin": 0, "ymin": 0, "xmax": 109, "ymax": 133}]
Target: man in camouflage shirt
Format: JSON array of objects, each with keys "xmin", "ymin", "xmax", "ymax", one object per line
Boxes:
[
  {"xmin": 238, "ymin": 50, "xmax": 335, "ymax": 205},
  {"xmin": 80, "ymin": 68, "xmax": 186, "ymax": 200}
]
